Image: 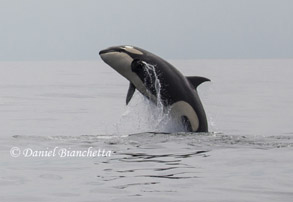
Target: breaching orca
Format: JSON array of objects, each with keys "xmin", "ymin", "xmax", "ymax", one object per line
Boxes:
[{"xmin": 99, "ymin": 45, "xmax": 210, "ymax": 132}]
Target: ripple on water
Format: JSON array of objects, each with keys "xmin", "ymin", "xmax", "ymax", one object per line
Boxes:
[{"xmin": 8, "ymin": 132, "xmax": 293, "ymax": 198}]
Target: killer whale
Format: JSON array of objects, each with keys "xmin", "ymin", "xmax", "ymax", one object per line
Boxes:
[{"xmin": 99, "ymin": 45, "xmax": 210, "ymax": 132}]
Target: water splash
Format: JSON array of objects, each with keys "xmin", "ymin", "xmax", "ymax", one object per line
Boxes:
[
  {"xmin": 113, "ymin": 62, "xmax": 185, "ymax": 135},
  {"xmin": 143, "ymin": 62, "xmax": 163, "ymax": 108}
]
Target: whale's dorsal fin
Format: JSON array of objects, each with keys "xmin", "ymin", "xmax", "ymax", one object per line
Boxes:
[
  {"xmin": 186, "ymin": 76, "xmax": 210, "ymax": 89},
  {"xmin": 126, "ymin": 82, "xmax": 136, "ymax": 105}
]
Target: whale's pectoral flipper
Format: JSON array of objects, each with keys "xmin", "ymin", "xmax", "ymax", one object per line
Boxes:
[
  {"xmin": 126, "ymin": 82, "xmax": 136, "ymax": 105},
  {"xmin": 186, "ymin": 76, "xmax": 210, "ymax": 89}
]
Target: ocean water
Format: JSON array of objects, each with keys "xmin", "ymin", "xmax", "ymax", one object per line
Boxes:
[{"xmin": 1, "ymin": 60, "xmax": 293, "ymax": 201}]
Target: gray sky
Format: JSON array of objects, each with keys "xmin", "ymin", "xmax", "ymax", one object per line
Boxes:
[{"xmin": 0, "ymin": 0, "xmax": 292, "ymax": 60}]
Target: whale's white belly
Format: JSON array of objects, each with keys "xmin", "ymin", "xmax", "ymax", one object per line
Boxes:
[{"xmin": 170, "ymin": 101, "xmax": 199, "ymax": 131}]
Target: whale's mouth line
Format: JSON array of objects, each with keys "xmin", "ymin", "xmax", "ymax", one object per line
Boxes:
[{"xmin": 99, "ymin": 49, "xmax": 118, "ymax": 55}]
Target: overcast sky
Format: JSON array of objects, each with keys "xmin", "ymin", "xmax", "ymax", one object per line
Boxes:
[{"xmin": 0, "ymin": 0, "xmax": 292, "ymax": 60}]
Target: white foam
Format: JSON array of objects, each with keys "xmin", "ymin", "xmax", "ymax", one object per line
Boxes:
[{"xmin": 113, "ymin": 62, "xmax": 185, "ymax": 134}]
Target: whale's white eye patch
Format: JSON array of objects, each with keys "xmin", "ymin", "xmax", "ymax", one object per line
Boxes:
[{"xmin": 121, "ymin": 46, "xmax": 143, "ymax": 55}]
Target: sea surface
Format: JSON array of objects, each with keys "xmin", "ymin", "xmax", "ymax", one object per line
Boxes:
[{"xmin": 1, "ymin": 60, "xmax": 293, "ymax": 202}]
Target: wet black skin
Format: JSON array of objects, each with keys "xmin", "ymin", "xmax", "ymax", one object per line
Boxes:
[{"xmin": 99, "ymin": 46, "xmax": 209, "ymax": 132}]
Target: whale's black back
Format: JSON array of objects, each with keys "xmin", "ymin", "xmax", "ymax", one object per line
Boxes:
[{"xmin": 130, "ymin": 47, "xmax": 208, "ymax": 132}]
